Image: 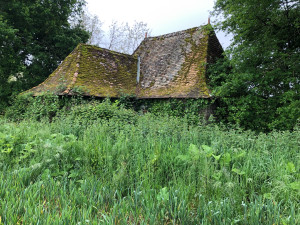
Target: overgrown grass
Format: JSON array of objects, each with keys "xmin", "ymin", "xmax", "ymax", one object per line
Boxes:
[{"xmin": 0, "ymin": 106, "xmax": 299, "ymax": 224}]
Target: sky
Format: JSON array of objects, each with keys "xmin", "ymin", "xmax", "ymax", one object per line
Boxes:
[{"xmin": 86, "ymin": 0, "xmax": 232, "ymax": 49}]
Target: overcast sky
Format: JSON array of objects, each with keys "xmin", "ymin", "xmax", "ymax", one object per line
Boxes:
[{"xmin": 86, "ymin": 0, "xmax": 232, "ymax": 49}]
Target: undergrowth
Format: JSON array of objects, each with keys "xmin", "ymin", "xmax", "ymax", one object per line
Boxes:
[
  {"xmin": 0, "ymin": 105, "xmax": 299, "ymax": 224},
  {"xmin": 4, "ymin": 93, "xmax": 211, "ymax": 126}
]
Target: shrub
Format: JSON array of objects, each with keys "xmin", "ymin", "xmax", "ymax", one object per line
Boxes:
[
  {"xmin": 60, "ymin": 99, "xmax": 137, "ymax": 125},
  {"xmin": 5, "ymin": 92, "xmax": 61, "ymax": 121}
]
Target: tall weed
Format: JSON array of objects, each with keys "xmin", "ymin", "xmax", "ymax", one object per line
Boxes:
[{"xmin": 0, "ymin": 112, "xmax": 299, "ymax": 224}]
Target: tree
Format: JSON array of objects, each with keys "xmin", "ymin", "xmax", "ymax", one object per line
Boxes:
[
  {"xmin": 0, "ymin": 16, "xmax": 22, "ymax": 111},
  {"xmin": 0, "ymin": 0, "xmax": 89, "ymax": 111},
  {"xmin": 74, "ymin": 8, "xmax": 151, "ymax": 54},
  {"xmin": 106, "ymin": 21, "xmax": 150, "ymax": 54},
  {"xmin": 211, "ymin": 0, "xmax": 300, "ymax": 131},
  {"xmin": 76, "ymin": 7, "xmax": 105, "ymax": 46},
  {"xmin": 107, "ymin": 21, "xmax": 124, "ymax": 51}
]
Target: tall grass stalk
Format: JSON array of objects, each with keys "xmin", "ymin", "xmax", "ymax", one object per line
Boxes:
[{"xmin": 0, "ymin": 112, "xmax": 299, "ymax": 224}]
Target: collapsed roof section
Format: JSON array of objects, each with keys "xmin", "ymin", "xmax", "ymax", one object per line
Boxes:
[{"xmin": 27, "ymin": 25, "xmax": 223, "ymax": 99}]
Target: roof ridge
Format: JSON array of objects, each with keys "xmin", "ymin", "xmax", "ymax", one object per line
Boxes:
[
  {"xmin": 79, "ymin": 43, "xmax": 136, "ymax": 58},
  {"xmin": 146, "ymin": 25, "xmax": 204, "ymax": 40}
]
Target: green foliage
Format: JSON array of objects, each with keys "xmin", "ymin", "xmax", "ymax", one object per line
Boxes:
[
  {"xmin": 61, "ymin": 99, "xmax": 138, "ymax": 125},
  {"xmin": 0, "ymin": 16, "xmax": 22, "ymax": 113},
  {"xmin": 211, "ymin": 0, "xmax": 300, "ymax": 131},
  {"xmin": 0, "ymin": 115, "xmax": 299, "ymax": 224},
  {"xmin": 147, "ymin": 99, "xmax": 212, "ymax": 125},
  {"xmin": 116, "ymin": 97, "xmax": 212, "ymax": 125},
  {"xmin": 5, "ymin": 92, "xmax": 213, "ymax": 126},
  {"xmin": 5, "ymin": 93, "xmax": 62, "ymax": 122},
  {"xmin": 0, "ymin": 0, "xmax": 89, "ymax": 111},
  {"xmin": 5, "ymin": 94, "xmax": 137, "ymax": 126}
]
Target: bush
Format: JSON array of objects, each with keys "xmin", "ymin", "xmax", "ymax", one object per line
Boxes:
[
  {"xmin": 5, "ymin": 92, "xmax": 61, "ymax": 121},
  {"xmin": 59, "ymin": 99, "xmax": 137, "ymax": 125},
  {"xmin": 5, "ymin": 92, "xmax": 214, "ymax": 127}
]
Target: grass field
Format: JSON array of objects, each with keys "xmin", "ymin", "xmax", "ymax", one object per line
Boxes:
[{"xmin": 0, "ymin": 109, "xmax": 299, "ymax": 224}]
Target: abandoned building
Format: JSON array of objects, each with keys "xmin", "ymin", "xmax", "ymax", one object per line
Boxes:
[{"xmin": 27, "ymin": 24, "xmax": 223, "ymax": 101}]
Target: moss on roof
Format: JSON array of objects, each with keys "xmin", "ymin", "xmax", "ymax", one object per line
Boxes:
[
  {"xmin": 28, "ymin": 25, "xmax": 223, "ymax": 99},
  {"xmin": 134, "ymin": 25, "xmax": 216, "ymax": 98},
  {"xmin": 28, "ymin": 44, "xmax": 137, "ymax": 97}
]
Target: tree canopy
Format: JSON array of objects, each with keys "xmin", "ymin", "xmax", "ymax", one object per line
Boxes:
[
  {"xmin": 0, "ymin": 0, "xmax": 89, "ymax": 111},
  {"xmin": 210, "ymin": 0, "xmax": 300, "ymax": 131}
]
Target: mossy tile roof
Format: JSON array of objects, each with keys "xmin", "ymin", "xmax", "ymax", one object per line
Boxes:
[
  {"xmin": 134, "ymin": 25, "xmax": 222, "ymax": 98},
  {"xmin": 28, "ymin": 44, "xmax": 138, "ymax": 97},
  {"xmin": 28, "ymin": 25, "xmax": 223, "ymax": 99}
]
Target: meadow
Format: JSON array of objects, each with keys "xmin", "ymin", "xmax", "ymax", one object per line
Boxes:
[{"xmin": 0, "ymin": 101, "xmax": 299, "ymax": 224}]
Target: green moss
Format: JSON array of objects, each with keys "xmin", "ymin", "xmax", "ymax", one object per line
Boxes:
[
  {"xmin": 74, "ymin": 44, "xmax": 137, "ymax": 97},
  {"xmin": 28, "ymin": 25, "xmax": 219, "ymax": 99},
  {"xmin": 26, "ymin": 44, "xmax": 137, "ymax": 97},
  {"xmin": 25, "ymin": 45, "xmax": 82, "ymax": 95},
  {"xmin": 141, "ymin": 26, "xmax": 211, "ymax": 98},
  {"xmin": 176, "ymin": 26, "xmax": 211, "ymax": 97}
]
